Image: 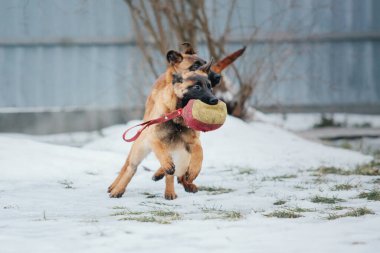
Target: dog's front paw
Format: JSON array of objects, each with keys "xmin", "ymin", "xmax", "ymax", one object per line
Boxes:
[
  {"xmin": 152, "ymin": 172, "xmax": 165, "ymax": 181},
  {"xmin": 109, "ymin": 188, "xmax": 125, "ymax": 198},
  {"xmin": 164, "ymin": 192, "xmax": 177, "ymax": 200},
  {"xmin": 165, "ymin": 164, "xmax": 175, "ymax": 175},
  {"xmin": 184, "ymin": 183, "xmax": 198, "ymax": 193}
]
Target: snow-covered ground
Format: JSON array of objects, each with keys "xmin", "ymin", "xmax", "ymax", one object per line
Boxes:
[{"xmin": 1, "ymin": 116, "xmax": 379, "ymax": 253}]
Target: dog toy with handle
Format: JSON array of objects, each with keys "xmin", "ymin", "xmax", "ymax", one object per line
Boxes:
[
  {"xmin": 122, "ymin": 99, "xmax": 227, "ymax": 142},
  {"xmin": 181, "ymin": 99, "xmax": 227, "ymax": 132}
]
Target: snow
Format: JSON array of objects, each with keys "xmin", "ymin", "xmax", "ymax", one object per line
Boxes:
[
  {"xmin": 1, "ymin": 116, "xmax": 379, "ymax": 253},
  {"xmin": 261, "ymin": 113, "xmax": 380, "ymax": 131}
]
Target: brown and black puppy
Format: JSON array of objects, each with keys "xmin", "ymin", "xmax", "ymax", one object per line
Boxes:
[
  {"xmin": 143, "ymin": 45, "xmax": 221, "ymax": 121},
  {"xmin": 108, "ymin": 62, "xmax": 215, "ymax": 199},
  {"xmin": 108, "ymin": 44, "xmax": 245, "ymax": 199}
]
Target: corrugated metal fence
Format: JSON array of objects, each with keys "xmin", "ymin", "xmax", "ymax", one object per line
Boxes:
[{"xmin": 0, "ymin": 0, "xmax": 379, "ymax": 133}]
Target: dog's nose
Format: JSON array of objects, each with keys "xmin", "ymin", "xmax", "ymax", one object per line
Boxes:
[{"xmin": 209, "ymin": 98, "xmax": 218, "ymax": 105}]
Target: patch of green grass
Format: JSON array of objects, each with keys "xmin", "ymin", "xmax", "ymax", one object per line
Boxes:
[
  {"xmin": 294, "ymin": 184, "xmax": 308, "ymax": 190},
  {"xmin": 311, "ymin": 195, "xmax": 345, "ymax": 204},
  {"xmin": 117, "ymin": 209, "xmax": 181, "ymax": 224},
  {"xmin": 327, "ymin": 207, "xmax": 374, "ymax": 220},
  {"xmin": 331, "ymin": 206, "xmax": 346, "ymax": 211},
  {"xmin": 316, "ymin": 162, "xmax": 380, "ymax": 176},
  {"xmin": 340, "ymin": 142, "xmax": 352, "ymax": 150},
  {"xmin": 354, "ymin": 162, "xmax": 380, "ymax": 176},
  {"xmin": 119, "ymin": 216, "xmax": 168, "ymax": 224},
  {"xmin": 198, "ymin": 186, "xmax": 234, "ymax": 195},
  {"xmin": 264, "ymin": 210, "xmax": 303, "ymax": 219},
  {"xmin": 273, "ymin": 200, "xmax": 286, "ymax": 205},
  {"xmin": 263, "ymin": 174, "xmax": 297, "ymax": 182},
  {"xmin": 287, "ymin": 207, "xmax": 315, "ymax": 213},
  {"xmin": 150, "ymin": 201, "xmax": 179, "ymax": 207},
  {"xmin": 313, "ymin": 116, "xmax": 342, "ymax": 128},
  {"xmin": 204, "ymin": 210, "xmax": 243, "ymax": 221},
  {"xmin": 316, "ymin": 167, "xmax": 351, "ymax": 175},
  {"xmin": 201, "ymin": 206, "xmax": 243, "ymax": 220},
  {"xmin": 358, "ymin": 189, "xmax": 380, "ymax": 201},
  {"xmin": 201, "ymin": 205, "xmax": 223, "ymax": 213},
  {"xmin": 110, "ymin": 210, "xmax": 144, "ymax": 216},
  {"xmin": 331, "ymin": 183, "xmax": 357, "ymax": 191},
  {"xmin": 150, "ymin": 210, "xmax": 180, "ymax": 217},
  {"xmin": 222, "ymin": 211, "xmax": 242, "ymax": 220}
]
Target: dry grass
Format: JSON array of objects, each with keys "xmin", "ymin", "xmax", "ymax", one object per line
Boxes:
[
  {"xmin": 331, "ymin": 183, "xmax": 357, "ymax": 191},
  {"xmin": 316, "ymin": 162, "xmax": 380, "ymax": 176},
  {"xmin": 262, "ymin": 174, "xmax": 297, "ymax": 182},
  {"xmin": 264, "ymin": 210, "xmax": 303, "ymax": 219},
  {"xmin": 273, "ymin": 200, "xmax": 286, "ymax": 205},
  {"xmin": 327, "ymin": 207, "xmax": 374, "ymax": 220},
  {"xmin": 201, "ymin": 206, "xmax": 243, "ymax": 220},
  {"xmin": 311, "ymin": 195, "xmax": 345, "ymax": 204},
  {"xmin": 358, "ymin": 189, "xmax": 380, "ymax": 201},
  {"xmin": 198, "ymin": 186, "xmax": 234, "ymax": 195}
]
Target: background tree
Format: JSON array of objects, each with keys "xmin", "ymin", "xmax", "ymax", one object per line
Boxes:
[{"xmin": 124, "ymin": 0, "xmax": 326, "ymax": 120}]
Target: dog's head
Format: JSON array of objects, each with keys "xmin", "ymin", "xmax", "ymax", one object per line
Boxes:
[
  {"xmin": 171, "ymin": 60, "xmax": 219, "ymax": 108},
  {"xmin": 166, "ymin": 43, "xmax": 222, "ymax": 87}
]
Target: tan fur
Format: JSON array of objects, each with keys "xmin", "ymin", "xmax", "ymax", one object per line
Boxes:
[
  {"xmin": 108, "ymin": 53, "xmax": 207, "ymax": 199},
  {"xmin": 108, "ymin": 47, "xmax": 245, "ymax": 199}
]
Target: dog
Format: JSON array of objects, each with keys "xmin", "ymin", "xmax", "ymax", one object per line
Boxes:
[{"xmin": 108, "ymin": 44, "xmax": 245, "ymax": 199}]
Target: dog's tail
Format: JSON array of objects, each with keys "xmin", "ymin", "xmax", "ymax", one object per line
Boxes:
[{"xmin": 211, "ymin": 46, "xmax": 246, "ymax": 73}]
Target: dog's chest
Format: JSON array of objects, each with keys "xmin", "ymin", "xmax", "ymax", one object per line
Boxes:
[{"xmin": 156, "ymin": 120, "xmax": 193, "ymax": 145}]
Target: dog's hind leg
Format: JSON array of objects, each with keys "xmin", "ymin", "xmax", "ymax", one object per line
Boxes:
[
  {"xmin": 108, "ymin": 158, "xmax": 128, "ymax": 193},
  {"xmin": 109, "ymin": 138, "xmax": 150, "ymax": 198},
  {"xmin": 164, "ymin": 174, "xmax": 177, "ymax": 200}
]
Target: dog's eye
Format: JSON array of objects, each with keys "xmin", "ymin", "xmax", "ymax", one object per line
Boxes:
[
  {"xmin": 207, "ymin": 83, "xmax": 211, "ymax": 89},
  {"xmin": 189, "ymin": 64, "xmax": 200, "ymax": 71},
  {"xmin": 193, "ymin": 85, "xmax": 201, "ymax": 90}
]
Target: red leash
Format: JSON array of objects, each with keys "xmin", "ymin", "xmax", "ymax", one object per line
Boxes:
[{"xmin": 122, "ymin": 109, "xmax": 183, "ymax": 142}]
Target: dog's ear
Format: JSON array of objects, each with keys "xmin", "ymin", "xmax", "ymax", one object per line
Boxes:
[
  {"xmin": 199, "ymin": 58, "xmax": 214, "ymax": 74},
  {"xmin": 167, "ymin": 50, "xmax": 183, "ymax": 65},
  {"xmin": 211, "ymin": 46, "xmax": 246, "ymax": 73},
  {"xmin": 208, "ymin": 71, "xmax": 222, "ymax": 87},
  {"xmin": 181, "ymin": 42, "xmax": 196, "ymax": 55},
  {"xmin": 172, "ymin": 73, "xmax": 183, "ymax": 85}
]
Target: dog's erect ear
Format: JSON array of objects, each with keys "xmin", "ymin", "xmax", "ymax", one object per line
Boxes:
[
  {"xmin": 181, "ymin": 42, "xmax": 196, "ymax": 55},
  {"xmin": 167, "ymin": 50, "xmax": 183, "ymax": 65},
  {"xmin": 211, "ymin": 46, "xmax": 246, "ymax": 73},
  {"xmin": 199, "ymin": 58, "xmax": 214, "ymax": 74},
  {"xmin": 172, "ymin": 73, "xmax": 183, "ymax": 85},
  {"xmin": 208, "ymin": 71, "xmax": 222, "ymax": 87}
]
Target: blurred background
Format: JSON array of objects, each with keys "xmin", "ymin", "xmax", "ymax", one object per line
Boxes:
[{"xmin": 0, "ymin": 0, "xmax": 379, "ymax": 140}]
